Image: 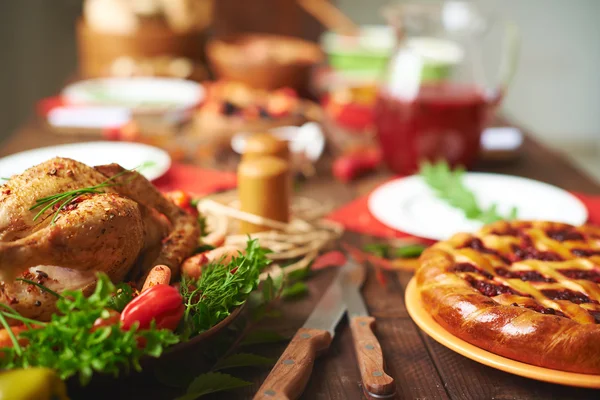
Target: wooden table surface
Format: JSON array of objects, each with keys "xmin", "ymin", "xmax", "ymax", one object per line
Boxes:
[{"xmin": 1, "ymin": 120, "xmax": 600, "ymax": 400}]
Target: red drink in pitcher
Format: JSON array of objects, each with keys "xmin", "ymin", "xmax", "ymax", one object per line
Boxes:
[
  {"xmin": 374, "ymin": 82, "xmax": 489, "ymax": 175},
  {"xmin": 376, "ymin": 1, "xmax": 519, "ymax": 175}
]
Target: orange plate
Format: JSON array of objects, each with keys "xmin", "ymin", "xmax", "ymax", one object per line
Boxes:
[{"xmin": 405, "ymin": 278, "xmax": 600, "ymax": 389}]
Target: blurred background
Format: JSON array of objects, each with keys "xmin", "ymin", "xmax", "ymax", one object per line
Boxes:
[{"xmin": 0, "ymin": 0, "xmax": 599, "ymax": 180}]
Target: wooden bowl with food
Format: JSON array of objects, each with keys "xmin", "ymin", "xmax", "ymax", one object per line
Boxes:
[{"xmin": 206, "ymin": 34, "xmax": 324, "ymax": 92}]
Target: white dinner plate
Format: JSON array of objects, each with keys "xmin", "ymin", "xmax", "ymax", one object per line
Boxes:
[
  {"xmin": 0, "ymin": 142, "xmax": 171, "ymax": 181},
  {"xmin": 61, "ymin": 77, "xmax": 204, "ymax": 114},
  {"xmin": 368, "ymin": 173, "xmax": 589, "ymax": 241}
]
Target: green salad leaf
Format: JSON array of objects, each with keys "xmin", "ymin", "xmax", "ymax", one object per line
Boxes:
[
  {"xmin": 0, "ymin": 274, "xmax": 179, "ymax": 385},
  {"xmin": 420, "ymin": 160, "xmax": 518, "ymax": 224}
]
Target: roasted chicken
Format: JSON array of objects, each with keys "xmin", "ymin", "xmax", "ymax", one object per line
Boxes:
[{"xmin": 0, "ymin": 157, "xmax": 199, "ymax": 321}]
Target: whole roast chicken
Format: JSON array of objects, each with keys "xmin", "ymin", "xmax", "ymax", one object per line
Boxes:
[{"xmin": 0, "ymin": 157, "xmax": 200, "ymax": 321}]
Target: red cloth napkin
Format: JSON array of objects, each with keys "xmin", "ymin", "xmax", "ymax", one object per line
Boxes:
[
  {"xmin": 327, "ymin": 189, "xmax": 600, "ymax": 241},
  {"xmin": 153, "ymin": 163, "xmax": 237, "ymax": 196}
]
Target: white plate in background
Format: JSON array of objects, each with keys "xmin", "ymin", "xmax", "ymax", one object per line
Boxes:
[
  {"xmin": 368, "ymin": 173, "xmax": 588, "ymax": 241},
  {"xmin": 62, "ymin": 77, "xmax": 204, "ymax": 114},
  {"xmin": 0, "ymin": 142, "xmax": 171, "ymax": 181}
]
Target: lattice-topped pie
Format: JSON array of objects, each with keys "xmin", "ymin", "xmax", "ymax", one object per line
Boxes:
[{"xmin": 416, "ymin": 221, "xmax": 600, "ymax": 374}]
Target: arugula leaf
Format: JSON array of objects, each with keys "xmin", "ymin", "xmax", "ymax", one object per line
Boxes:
[
  {"xmin": 262, "ymin": 276, "xmax": 276, "ymax": 303},
  {"xmin": 282, "ymin": 282, "xmax": 309, "ymax": 299},
  {"xmin": 285, "ymin": 266, "xmax": 310, "ymax": 282},
  {"xmin": 213, "ymin": 353, "xmax": 275, "ymax": 371},
  {"xmin": 363, "ymin": 243, "xmax": 390, "ymax": 258},
  {"xmin": 179, "ymin": 239, "xmax": 271, "ymax": 338},
  {"xmin": 395, "ymin": 244, "xmax": 427, "ymax": 258},
  {"xmin": 0, "ymin": 274, "xmax": 179, "ymax": 385},
  {"xmin": 419, "ymin": 160, "xmax": 518, "ymax": 223},
  {"xmin": 240, "ymin": 330, "xmax": 288, "ymax": 347},
  {"xmin": 175, "ymin": 372, "xmax": 252, "ymax": 400},
  {"xmin": 364, "ymin": 243, "xmax": 426, "ymax": 259}
]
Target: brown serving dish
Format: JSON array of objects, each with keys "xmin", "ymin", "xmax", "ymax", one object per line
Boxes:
[{"xmin": 206, "ymin": 33, "xmax": 324, "ymax": 92}]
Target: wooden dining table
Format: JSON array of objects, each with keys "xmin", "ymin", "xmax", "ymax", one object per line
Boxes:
[{"xmin": 1, "ymin": 119, "xmax": 600, "ymax": 400}]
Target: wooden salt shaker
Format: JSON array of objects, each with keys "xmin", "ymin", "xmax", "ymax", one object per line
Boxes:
[
  {"xmin": 242, "ymin": 132, "xmax": 290, "ymax": 162},
  {"xmin": 237, "ymin": 156, "xmax": 291, "ymax": 234}
]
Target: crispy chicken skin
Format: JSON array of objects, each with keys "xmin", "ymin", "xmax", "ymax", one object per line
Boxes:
[{"xmin": 0, "ymin": 157, "xmax": 199, "ymax": 320}]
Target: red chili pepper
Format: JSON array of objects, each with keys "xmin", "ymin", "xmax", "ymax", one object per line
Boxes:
[
  {"xmin": 332, "ymin": 148, "xmax": 381, "ymax": 183},
  {"xmin": 120, "ymin": 284, "xmax": 184, "ymax": 331},
  {"xmin": 311, "ymin": 251, "xmax": 347, "ymax": 271},
  {"xmin": 375, "ymin": 268, "xmax": 388, "ymax": 287}
]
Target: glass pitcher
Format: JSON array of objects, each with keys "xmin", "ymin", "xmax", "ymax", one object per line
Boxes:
[{"xmin": 375, "ymin": 1, "xmax": 519, "ymax": 175}]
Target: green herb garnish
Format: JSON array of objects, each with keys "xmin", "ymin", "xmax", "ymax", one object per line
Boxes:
[
  {"xmin": 179, "ymin": 239, "xmax": 271, "ymax": 338},
  {"xmin": 419, "ymin": 161, "xmax": 518, "ymax": 224},
  {"xmin": 0, "ymin": 274, "xmax": 179, "ymax": 385},
  {"xmin": 16, "ymin": 278, "xmax": 62, "ymax": 298},
  {"xmin": 107, "ymin": 282, "xmax": 136, "ymax": 312},
  {"xmin": 29, "ymin": 162, "xmax": 153, "ymax": 225},
  {"xmin": 363, "ymin": 243, "xmax": 427, "ymax": 259}
]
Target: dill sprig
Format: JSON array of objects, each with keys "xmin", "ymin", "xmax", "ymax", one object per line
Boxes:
[
  {"xmin": 179, "ymin": 239, "xmax": 271, "ymax": 339},
  {"xmin": 28, "ymin": 162, "xmax": 153, "ymax": 224},
  {"xmin": 420, "ymin": 160, "xmax": 518, "ymax": 224}
]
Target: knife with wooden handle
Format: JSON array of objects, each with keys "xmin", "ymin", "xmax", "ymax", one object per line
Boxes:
[
  {"xmin": 341, "ymin": 256, "xmax": 396, "ymax": 398},
  {"xmin": 254, "ymin": 254, "xmax": 395, "ymax": 399},
  {"xmin": 253, "ymin": 276, "xmax": 345, "ymax": 400}
]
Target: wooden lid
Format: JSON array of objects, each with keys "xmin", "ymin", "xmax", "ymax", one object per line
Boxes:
[
  {"xmin": 238, "ymin": 155, "xmax": 290, "ymax": 178},
  {"xmin": 243, "ymin": 133, "xmax": 289, "ymax": 161}
]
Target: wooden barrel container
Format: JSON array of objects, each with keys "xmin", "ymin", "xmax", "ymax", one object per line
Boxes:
[
  {"xmin": 76, "ymin": 18, "xmax": 208, "ymax": 80},
  {"xmin": 206, "ymin": 33, "xmax": 324, "ymax": 92}
]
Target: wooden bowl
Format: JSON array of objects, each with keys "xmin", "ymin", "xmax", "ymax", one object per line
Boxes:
[
  {"xmin": 206, "ymin": 34, "xmax": 324, "ymax": 92},
  {"xmin": 76, "ymin": 18, "xmax": 208, "ymax": 80},
  {"xmin": 65, "ymin": 305, "xmax": 245, "ymax": 395}
]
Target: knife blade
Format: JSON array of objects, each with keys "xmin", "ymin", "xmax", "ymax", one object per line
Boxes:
[
  {"xmin": 340, "ymin": 255, "xmax": 396, "ymax": 398},
  {"xmin": 254, "ymin": 272, "xmax": 347, "ymax": 400}
]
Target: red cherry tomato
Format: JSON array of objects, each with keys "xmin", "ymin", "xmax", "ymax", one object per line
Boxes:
[
  {"xmin": 120, "ymin": 284, "xmax": 184, "ymax": 331},
  {"xmin": 165, "ymin": 190, "xmax": 198, "ymax": 216}
]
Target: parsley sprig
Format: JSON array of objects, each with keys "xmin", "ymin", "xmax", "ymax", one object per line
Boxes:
[
  {"xmin": 0, "ymin": 274, "xmax": 179, "ymax": 385},
  {"xmin": 420, "ymin": 161, "xmax": 518, "ymax": 224}
]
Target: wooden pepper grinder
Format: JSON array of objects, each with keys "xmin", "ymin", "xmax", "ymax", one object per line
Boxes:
[{"xmin": 237, "ymin": 155, "xmax": 291, "ymax": 234}]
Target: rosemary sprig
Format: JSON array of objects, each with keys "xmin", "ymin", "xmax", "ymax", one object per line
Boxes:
[
  {"xmin": 419, "ymin": 161, "xmax": 518, "ymax": 224},
  {"xmin": 16, "ymin": 278, "xmax": 62, "ymax": 299},
  {"xmin": 28, "ymin": 162, "xmax": 152, "ymax": 224}
]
